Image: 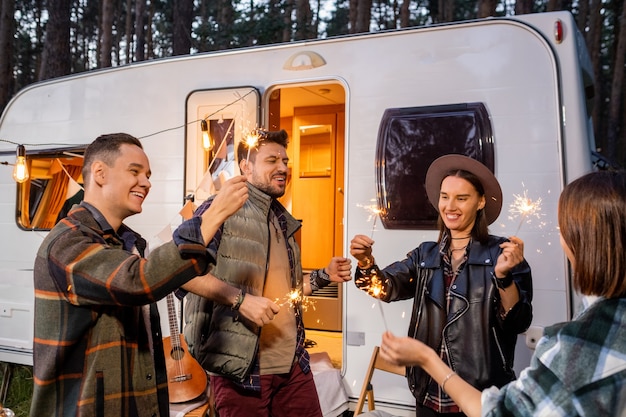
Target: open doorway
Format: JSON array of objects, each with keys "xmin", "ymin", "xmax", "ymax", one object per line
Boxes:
[{"xmin": 266, "ymin": 82, "xmax": 346, "ymax": 368}]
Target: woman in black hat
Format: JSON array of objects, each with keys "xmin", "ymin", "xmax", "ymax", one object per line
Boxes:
[
  {"xmin": 376, "ymin": 170, "xmax": 626, "ymax": 417},
  {"xmin": 350, "ymin": 155, "xmax": 533, "ymax": 417}
]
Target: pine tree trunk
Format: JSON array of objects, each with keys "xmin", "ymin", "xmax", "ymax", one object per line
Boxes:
[
  {"xmin": 135, "ymin": 0, "xmax": 147, "ymax": 61},
  {"xmin": 606, "ymin": 4, "xmax": 626, "ymax": 161},
  {"xmin": 173, "ymin": 0, "xmax": 193, "ymax": 55},
  {"xmin": 400, "ymin": 0, "xmax": 410, "ymax": 27},
  {"xmin": 0, "ymin": 0, "xmax": 15, "ymax": 112},
  {"xmin": 100, "ymin": 0, "xmax": 114, "ymax": 67},
  {"xmin": 355, "ymin": 0, "xmax": 372, "ymax": 33},
  {"xmin": 39, "ymin": 0, "xmax": 71, "ymax": 79}
]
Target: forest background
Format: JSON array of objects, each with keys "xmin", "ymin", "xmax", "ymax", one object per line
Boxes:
[
  {"xmin": 0, "ymin": 1, "xmax": 624, "ymax": 415},
  {"xmin": 0, "ymin": 0, "xmax": 624, "ymax": 169}
]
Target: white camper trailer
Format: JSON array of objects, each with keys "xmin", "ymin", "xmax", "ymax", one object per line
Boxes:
[{"xmin": 0, "ymin": 11, "xmax": 599, "ymax": 415}]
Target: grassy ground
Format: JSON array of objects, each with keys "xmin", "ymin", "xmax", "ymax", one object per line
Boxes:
[{"xmin": 1, "ymin": 362, "xmax": 32, "ymax": 417}]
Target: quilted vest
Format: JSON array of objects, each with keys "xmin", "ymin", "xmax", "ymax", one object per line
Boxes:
[{"xmin": 184, "ymin": 184, "xmax": 302, "ymax": 382}]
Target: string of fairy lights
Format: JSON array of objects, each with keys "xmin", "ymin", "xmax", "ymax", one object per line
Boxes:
[
  {"xmin": 0, "ymin": 89, "xmax": 259, "ymax": 185},
  {"xmin": 0, "ymin": 87, "xmax": 546, "ymax": 319}
]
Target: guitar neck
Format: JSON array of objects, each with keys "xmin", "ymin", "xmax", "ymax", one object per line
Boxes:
[{"xmin": 166, "ymin": 293, "xmax": 182, "ymax": 348}]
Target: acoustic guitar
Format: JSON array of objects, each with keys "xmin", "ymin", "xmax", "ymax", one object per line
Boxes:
[{"xmin": 163, "ymin": 292, "xmax": 208, "ymax": 403}]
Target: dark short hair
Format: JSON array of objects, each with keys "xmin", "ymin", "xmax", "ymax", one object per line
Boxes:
[
  {"xmin": 236, "ymin": 129, "xmax": 289, "ymax": 163},
  {"xmin": 558, "ymin": 170, "xmax": 626, "ymax": 298},
  {"xmin": 82, "ymin": 133, "xmax": 143, "ymax": 183}
]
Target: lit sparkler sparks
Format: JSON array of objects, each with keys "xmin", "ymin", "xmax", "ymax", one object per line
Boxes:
[
  {"xmin": 244, "ymin": 130, "xmax": 261, "ymax": 164},
  {"xmin": 356, "ymin": 271, "xmax": 389, "ymax": 331},
  {"xmin": 509, "ymin": 189, "xmax": 543, "ymax": 235},
  {"xmin": 275, "ymin": 288, "xmax": 316, "ymax": 312}
]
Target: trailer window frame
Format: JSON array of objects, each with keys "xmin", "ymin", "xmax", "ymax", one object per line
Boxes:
[
  {"xmin": 14, "ymin": 147, "xmax": 85, "ymax": 231},
  {"xmin": 375, "ymin": 102, "xmax": 495, "ymax": 230}
]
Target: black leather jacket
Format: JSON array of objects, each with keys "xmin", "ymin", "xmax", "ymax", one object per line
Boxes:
[{"xmin": 356, "ymin": 236, "xmax": 533, "ymax": 402}]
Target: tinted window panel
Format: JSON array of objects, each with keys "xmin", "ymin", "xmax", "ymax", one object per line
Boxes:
[{"xmin": 376, "ymin": 103, "xmax": 494, "ymax": 229}]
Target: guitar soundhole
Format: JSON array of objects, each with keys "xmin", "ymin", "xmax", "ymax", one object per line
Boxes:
[{"xmin": 171, "ymin": 346, "xmax": 185, "ymax": 361}]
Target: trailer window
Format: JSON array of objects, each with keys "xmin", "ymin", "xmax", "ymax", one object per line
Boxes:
[
  {"xmin": 16, "ymin": 152, "xmax": 84, "ymax": 230},
  {"xmin": 376, "ymin": 103, "xmax": 494, "ymax": 230}
]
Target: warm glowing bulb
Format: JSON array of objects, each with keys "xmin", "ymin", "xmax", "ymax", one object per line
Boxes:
[
  {"xmin": 13, "ymin": 145, "xmax": 29, "ymax": 183},
  {"xmin": 203, "ymin": 131, "xmax": 214, "ymax": 151},
  {"xmin": 201, "ymin": 120, "xmax": 214, "ymax": 151}
]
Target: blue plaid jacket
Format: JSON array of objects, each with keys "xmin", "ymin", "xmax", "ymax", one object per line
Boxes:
[{"xmin": 482, "ymin": 296, "xmax": 626, "ymax": 416}]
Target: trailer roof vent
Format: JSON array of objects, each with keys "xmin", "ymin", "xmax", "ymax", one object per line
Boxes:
[{"xmin": 283, "ymin": 51, "xmax": 326, "ymax": 71}]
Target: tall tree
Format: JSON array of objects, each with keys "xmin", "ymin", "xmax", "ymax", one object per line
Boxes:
[
  {"xmin": 587, "ymin": 0, "xmax": 604, "ymax": 138},
  {"xmin": 39, "ymin": 0, "xmax": 71, "ymax": 80},
  {"xmin": 135, "ymin": 0, "xmax": 147, "ymax": 61},
  {"xmin": 400, "ymin": 0, "xmax": 410, "ymax": 27},
  {"xmin": 295, "ymin": 0, "xmax": 315, "ymax": 40},
  {"xmin": 354, "ymin": 0, "xmax": 373, "ymax": 32},
  {"xmin": 0, "ymin": 0, "xmax": 15, "ymax": 112},
  {"xmin": 607, "ymin": 2, "xmax": 626, "ymax": 162},
  {"xmin": 100, "ymin": 0, "xmax": 114, "ymax": 67},
  {"xmin": 576, "ymin": 0, "xmax": 589, "ymax": 34},
  {"xmin": 438, "ymin": 0, "xmax": 455, "ymax": 22},
  {"xmin": 173, "ymin": 0, "xmax": 193, "ymax": 55},
  {"xmin": 349, "ymin": 0, "xmax": 358, "ymax": 32},
  {"xmin": 515, "ymin": 0, "xmax": 535, "ymax": 15},
  {"xmin": 283, "ymin": 0, "xmax": 294, "ymax": 42},
  {"xmin": 124, "ymin": 0, "xmax": 133, "ymax": 64},
  {"xmin": 478, "ymin": 0, "xmax": 498, "ymax": 17}
]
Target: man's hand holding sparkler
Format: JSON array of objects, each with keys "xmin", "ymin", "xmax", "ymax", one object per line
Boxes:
[
  {"xmin": 237, "ymin": 294, "xmax": 281, "ymax": 327},
  {"xmin": 183, "ymin": 273, "xmax": 280, "ymax": 328}
]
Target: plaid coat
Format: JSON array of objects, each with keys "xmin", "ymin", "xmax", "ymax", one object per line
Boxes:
[
  {"xmin": 31, "ymin": 203, "xmax": 211, "ymax": 417},
  {"xmin": 482, "ymin": 296, "xmax": 626, "ymax": 416}
]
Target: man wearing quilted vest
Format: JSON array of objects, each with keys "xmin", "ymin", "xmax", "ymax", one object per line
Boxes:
[{"xmin": 184, "ymin": 129, "xmax": 352, "ymax": 417}]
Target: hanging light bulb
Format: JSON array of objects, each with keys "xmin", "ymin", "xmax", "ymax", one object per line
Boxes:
[
  {"xmin": 201, "ymin": 119, "xmax": 214, "ymax": 151},
  {"xmin": 13, "ymin": 145, "xmax": 29, "ymax": 183}
]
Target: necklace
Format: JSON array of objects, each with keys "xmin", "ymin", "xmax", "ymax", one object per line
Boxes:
[
  {"xmin": 451, "ymin": 235, "xmax": 471, "ymax": 240},
  {"xmin": 449, "ymin": 245, "xmax": 467, "ymax": 252}
]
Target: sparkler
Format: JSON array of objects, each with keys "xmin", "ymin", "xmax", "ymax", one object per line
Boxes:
[
  {"xmin": 244, "ymin": 130, "xmax": 261, "ymax": 164},
  {"xmin": 355, "ymin": 271, "xmax": 389, "ymax": 331},
  {"xmin": 509, "ymin": 189, "xmax": 543, "ymax": 235},
  {"xmin": 356, "ymin": 200, "xmax": 389, "ymax": 330},
  {"xmin": 275, "ymin": 288, "xmax": 316, "ymax": 312},
  {"xmin": 356, "ymin": 201, "xmax": 384, "ymax": 239}
]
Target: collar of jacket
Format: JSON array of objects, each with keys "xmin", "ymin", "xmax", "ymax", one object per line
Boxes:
[
  {"xmin": 420, "ymin": 236, "xmax": 503, "ymax": 269},
  {"xmin": 70, "ymin": 203, "xmax": 146, "ymax": 254},
  {"xmin": 246, "ymin": 182, "xmax": 301, "ymax": 238},
  {"xmin": 420, "ymin": 237, "xmax": 502, "ymax": 309}
]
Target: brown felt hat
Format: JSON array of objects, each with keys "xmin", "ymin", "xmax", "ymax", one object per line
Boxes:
[{"xmin": 425, "ymin": 154, "xmax": 502, "ymax": 225}]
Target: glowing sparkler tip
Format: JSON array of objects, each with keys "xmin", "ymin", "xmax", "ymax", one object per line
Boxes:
[
  {"xmin": 276, "ymin": 288, "xmax": 316, "ymax": 312},
  {"xmin": 508, "ymin": 189, "xmax": 544, "ymax": 234},
  {"xmin": 245, "ymin": 134, "xmax": 259, "ymax": 148},
  {"xmin": 509, "ymin": 190, "xmax": 543, "ymax": 217}
]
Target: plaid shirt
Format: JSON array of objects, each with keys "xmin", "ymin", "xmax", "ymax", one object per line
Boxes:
[
  {"xmin": 31, "ymin": 202, "xmax": 212, "ymax": 417},
  {"xmin": 423, "ymin": 237, "xmax": 467, "ymax": 413},
  {"xmin": 482, "ymin": 296, "xmax": 626, "ymax": 416}
]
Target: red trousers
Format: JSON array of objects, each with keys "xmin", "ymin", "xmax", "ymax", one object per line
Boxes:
[{"xmin": 211, "ymin": 362, "xmax": 323, "ymax": 417}]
